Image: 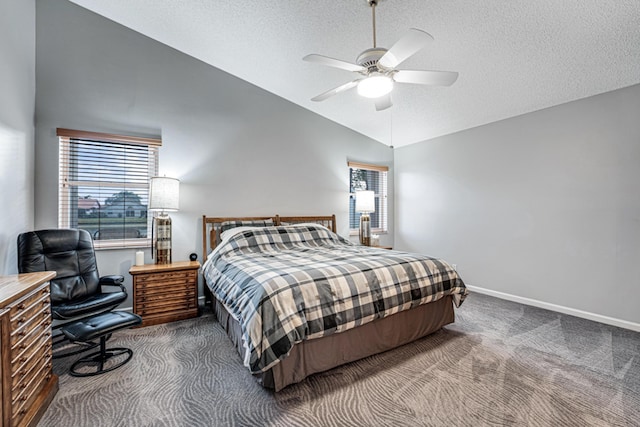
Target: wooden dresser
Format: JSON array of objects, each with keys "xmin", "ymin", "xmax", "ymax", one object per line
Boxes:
[
  {"xmin": 0, "ymin": 272, "xmax": 58, "ymax": 427},
  {"xmin": 129, "ymin": 261, "xmax": 200, "ymax": 327}
]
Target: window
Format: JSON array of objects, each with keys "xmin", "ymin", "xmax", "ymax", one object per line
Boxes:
[
  {"xmin": 57, "ymin": 128, "xmax": 161, "ymax": 249},
  {"xmin": 348, "ymin": 161, "xmax": 388, "ymax": 233}
]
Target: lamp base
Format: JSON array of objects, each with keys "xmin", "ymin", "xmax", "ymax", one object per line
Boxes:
[
  {"xmin": 153, "ymin": 213, "xmax": 172, "ymax": 264},
  {"xmin": 359, "ymin": 214, "xmax": 371, "ymax": 246}
]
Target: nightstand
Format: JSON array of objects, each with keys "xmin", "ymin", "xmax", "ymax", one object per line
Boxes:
[{"xmin": 129, "ymin": 260, "xmax": 200, "ymax": 327}]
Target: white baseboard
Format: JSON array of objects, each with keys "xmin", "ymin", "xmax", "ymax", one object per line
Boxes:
[{"xmin": 466, "ymin": 285, "xmax": 640, "ymax": 332}]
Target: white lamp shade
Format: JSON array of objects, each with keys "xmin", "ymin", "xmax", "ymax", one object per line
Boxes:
[
  {"xmin": 149, "ymin": 177, "xmax": 180, "ymax": 211},
  {"xmin": 357, "ymin": 74, "xmax": 394, "ymax": 99},
  {"xmin": 355, "ymin": 190, "xmax": 375, "ymax": 213}
]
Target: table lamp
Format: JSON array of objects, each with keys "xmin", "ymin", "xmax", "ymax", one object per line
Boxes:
[
  {"xmin": 355, "ymin": 190, "xmax": 375, "ymax": 246},
  {"xmin": 149, "ymin": 176, "xmax": 179, "ymax": 264}
]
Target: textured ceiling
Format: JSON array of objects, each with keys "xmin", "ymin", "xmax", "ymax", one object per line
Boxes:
[{"xmin": 68, "ymin": 0, "xmax": 640, "ymax": 148}]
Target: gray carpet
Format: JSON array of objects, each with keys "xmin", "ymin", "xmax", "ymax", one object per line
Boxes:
[{"xmin": 38, "ymin": 293, "xmax": 640, "ymax": 426}]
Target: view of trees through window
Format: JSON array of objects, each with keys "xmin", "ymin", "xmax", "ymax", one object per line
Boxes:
[{"xmin": 75, "ymin": 190, "xmax": 149, "ymax": 240}]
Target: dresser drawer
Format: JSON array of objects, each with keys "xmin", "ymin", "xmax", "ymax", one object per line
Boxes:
[
  {"xmin": 136, "ymin": 298, "xmax": 196, "ymax": 316},
  {"xmin": 136, "ymin": 284, "xmax": 195, "ymax": 298},
  {"xmin": 10, "ymin": 304, "xmax": 52, "ymax": 348},
  {"xmin": 12, "ymin": 342, "xmax": 51, "ymax": 395},
  {"xmin": 9, "ymin": 285, "xmax": 50, "ymax": 319},
  {"xmin": 135, "ymin": 270, "xmax": 196, "ymax": 284},
  {"xmin": 11, "ymin": 324, "xmax": 51, "ymax": 374},
  {"xmin": 11, "ymin": 359, "xmax": 50, "ymax": 425}
]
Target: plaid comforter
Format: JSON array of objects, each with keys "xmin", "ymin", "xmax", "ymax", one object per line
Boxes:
[{"xmin": 203, "ymin": 224, "xmax": 467, "ymax": 374}]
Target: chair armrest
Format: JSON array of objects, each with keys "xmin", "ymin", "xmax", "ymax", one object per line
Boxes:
[{"xmin": 99, "ymin": 275, "xmax": 126, "ymax": 292}]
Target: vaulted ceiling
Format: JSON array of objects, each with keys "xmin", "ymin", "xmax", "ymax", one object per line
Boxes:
[{"xmin": 68, "ymin": 0, "xmax": 640, "ymax": 147}]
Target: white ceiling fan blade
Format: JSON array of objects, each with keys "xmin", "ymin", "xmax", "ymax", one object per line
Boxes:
[
  {"xmin": 394, "ymin": 69, "xmax": 459, "ymax": 86},
  {"xmin": 303, "ymin": 54, "xmax": 366, "ymax": 73},
  {"xmin": 378, "ymin": 28, "xmax": 434, "ymax": 69},
  {"xmin": 374, "ymin": 94, "xmax": 393, "ymax": 111},
  {"xmin": 311, "ymin": 79, "xmax": 361, "ymax": 102}
]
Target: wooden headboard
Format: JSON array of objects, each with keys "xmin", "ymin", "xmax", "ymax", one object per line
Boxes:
[{"xmin": 201, "ymin": 214, "xmax": 336, "ymax": 263}]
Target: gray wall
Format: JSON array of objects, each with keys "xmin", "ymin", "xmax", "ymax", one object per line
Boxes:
[
  {"xmin": 395, "ymin": 84, "xmax": 640, "ymax": 325},
  {"xmin": 34, "ymin": 0, "xmax": 393, "ymax": 307},
  {"xmin": 0, "ymin": 0, "xmax": 36, "ymax": 275}
]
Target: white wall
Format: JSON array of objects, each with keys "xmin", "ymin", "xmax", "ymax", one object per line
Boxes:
[
  {"xmin": 34, "ymin": 0, "xmax": 393, "ymax": 307},
  {"xmin": 0, "ymin": 0, "xmax": 36, "ymax": 275},
  {"xmin": 395, "ymin": 84, "xmax": 640, "ymax": 326}
]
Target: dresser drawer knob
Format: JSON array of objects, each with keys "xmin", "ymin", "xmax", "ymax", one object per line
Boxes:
[
  {"xmin": 17, "ymin": 316, "xmax": 26, "ymax": 324},
  {"xmin": 17, "ymin": 303, "xmax": 26, "ymax": 310}
]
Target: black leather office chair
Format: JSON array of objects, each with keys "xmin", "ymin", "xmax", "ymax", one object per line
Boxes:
[{"xmin": 17, "ymin": 229, "xmax": 128, "ymax": 355}]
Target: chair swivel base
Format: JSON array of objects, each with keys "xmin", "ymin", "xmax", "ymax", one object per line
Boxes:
[{"xmin": 69, "ymin": 336, "xmax": 133, "ymax": 377}]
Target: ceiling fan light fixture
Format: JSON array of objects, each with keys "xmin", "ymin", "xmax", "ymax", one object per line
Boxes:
[{"xmin": 357, "ymin": 74, "xmax": 394, "ymax": 98}]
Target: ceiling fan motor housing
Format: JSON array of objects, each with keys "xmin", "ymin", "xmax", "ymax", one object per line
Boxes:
[{"xmin": 356, "ymin": 48, "xmax": 390, "ymax": 72}]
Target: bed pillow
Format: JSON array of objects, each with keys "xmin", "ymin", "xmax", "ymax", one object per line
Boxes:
[
  {"xmin": 220, "ymin": 226, "xmax": 265, "ymax": 242},
  {"xmin": 220, "ymin": 219, "xmax": 274, "ymax": 233}
]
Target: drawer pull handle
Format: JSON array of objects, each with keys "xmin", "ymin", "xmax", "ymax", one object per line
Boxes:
[
  {"xmin": 20, "ymin": 409, "xmax": 27, "ymax": 415},
  {"xmin": 43, "ymin": 300, "xmax": 50, "ymax": 305},
  {"xmin": 19, "ymin": 330, "xmax": 27, "ymax": 337},
  {"xmin": 17, "ymin": 316, "xmax": 26, "ymax": 324},
  {"xmin": 20, "ymin": 356, "xmax": 28, "ymax": 363},
  {"xmin": 17, "ymin": 303, "xmax": 26, "ymax": 310},
  {"xmin": 20, "ymin": 395, "xmax": 28, "ymax": 402}
]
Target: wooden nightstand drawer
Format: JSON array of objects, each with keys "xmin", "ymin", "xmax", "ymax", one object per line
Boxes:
[
  {"xmin": 135, "ymin": 270, "xmax": 196, "ymax": 285},
  {"xmin": 130, "ymin": 260, "xmax": 200, "ymax": 327}
]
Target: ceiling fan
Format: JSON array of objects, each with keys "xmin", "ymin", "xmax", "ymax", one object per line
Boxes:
[{"xmin": 303, "ymin": 0, "xmax": 458, "ymax": 111}]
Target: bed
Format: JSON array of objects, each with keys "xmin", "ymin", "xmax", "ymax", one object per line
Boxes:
[{"xmin": 201, "ymin": 214, "xmax": 467, "ymax": 391}]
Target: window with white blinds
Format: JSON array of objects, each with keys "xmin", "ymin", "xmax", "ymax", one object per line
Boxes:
[
  {"xmin": 348, "ymin": 161, "xmax": 388, "ymax": 233},
  {"xmin": 57, "ymin": 128, "xmax": 160, "ymax": 249}
]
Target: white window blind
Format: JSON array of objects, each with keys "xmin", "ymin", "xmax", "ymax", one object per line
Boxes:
[
  {"xmin": 57, "ymin": 128, "xmax": 160, "ymax": 249},
  {"xmin": 348, "ymin": 161, "xmax": 388, "ymax": 233}
]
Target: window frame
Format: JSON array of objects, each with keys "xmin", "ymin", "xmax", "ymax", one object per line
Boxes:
[
  {"xmin": 348, "ymin": 161, "xmax": 389, "ymax": 235},
  {"xmin": 57, "ymin": 128, "xmax": 161, "ymax": 249}
]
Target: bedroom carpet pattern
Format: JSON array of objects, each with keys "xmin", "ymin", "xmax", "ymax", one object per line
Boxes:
[{"xmin": 39, "ymin": 293, "xmax": 639, "ymax": 427}]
